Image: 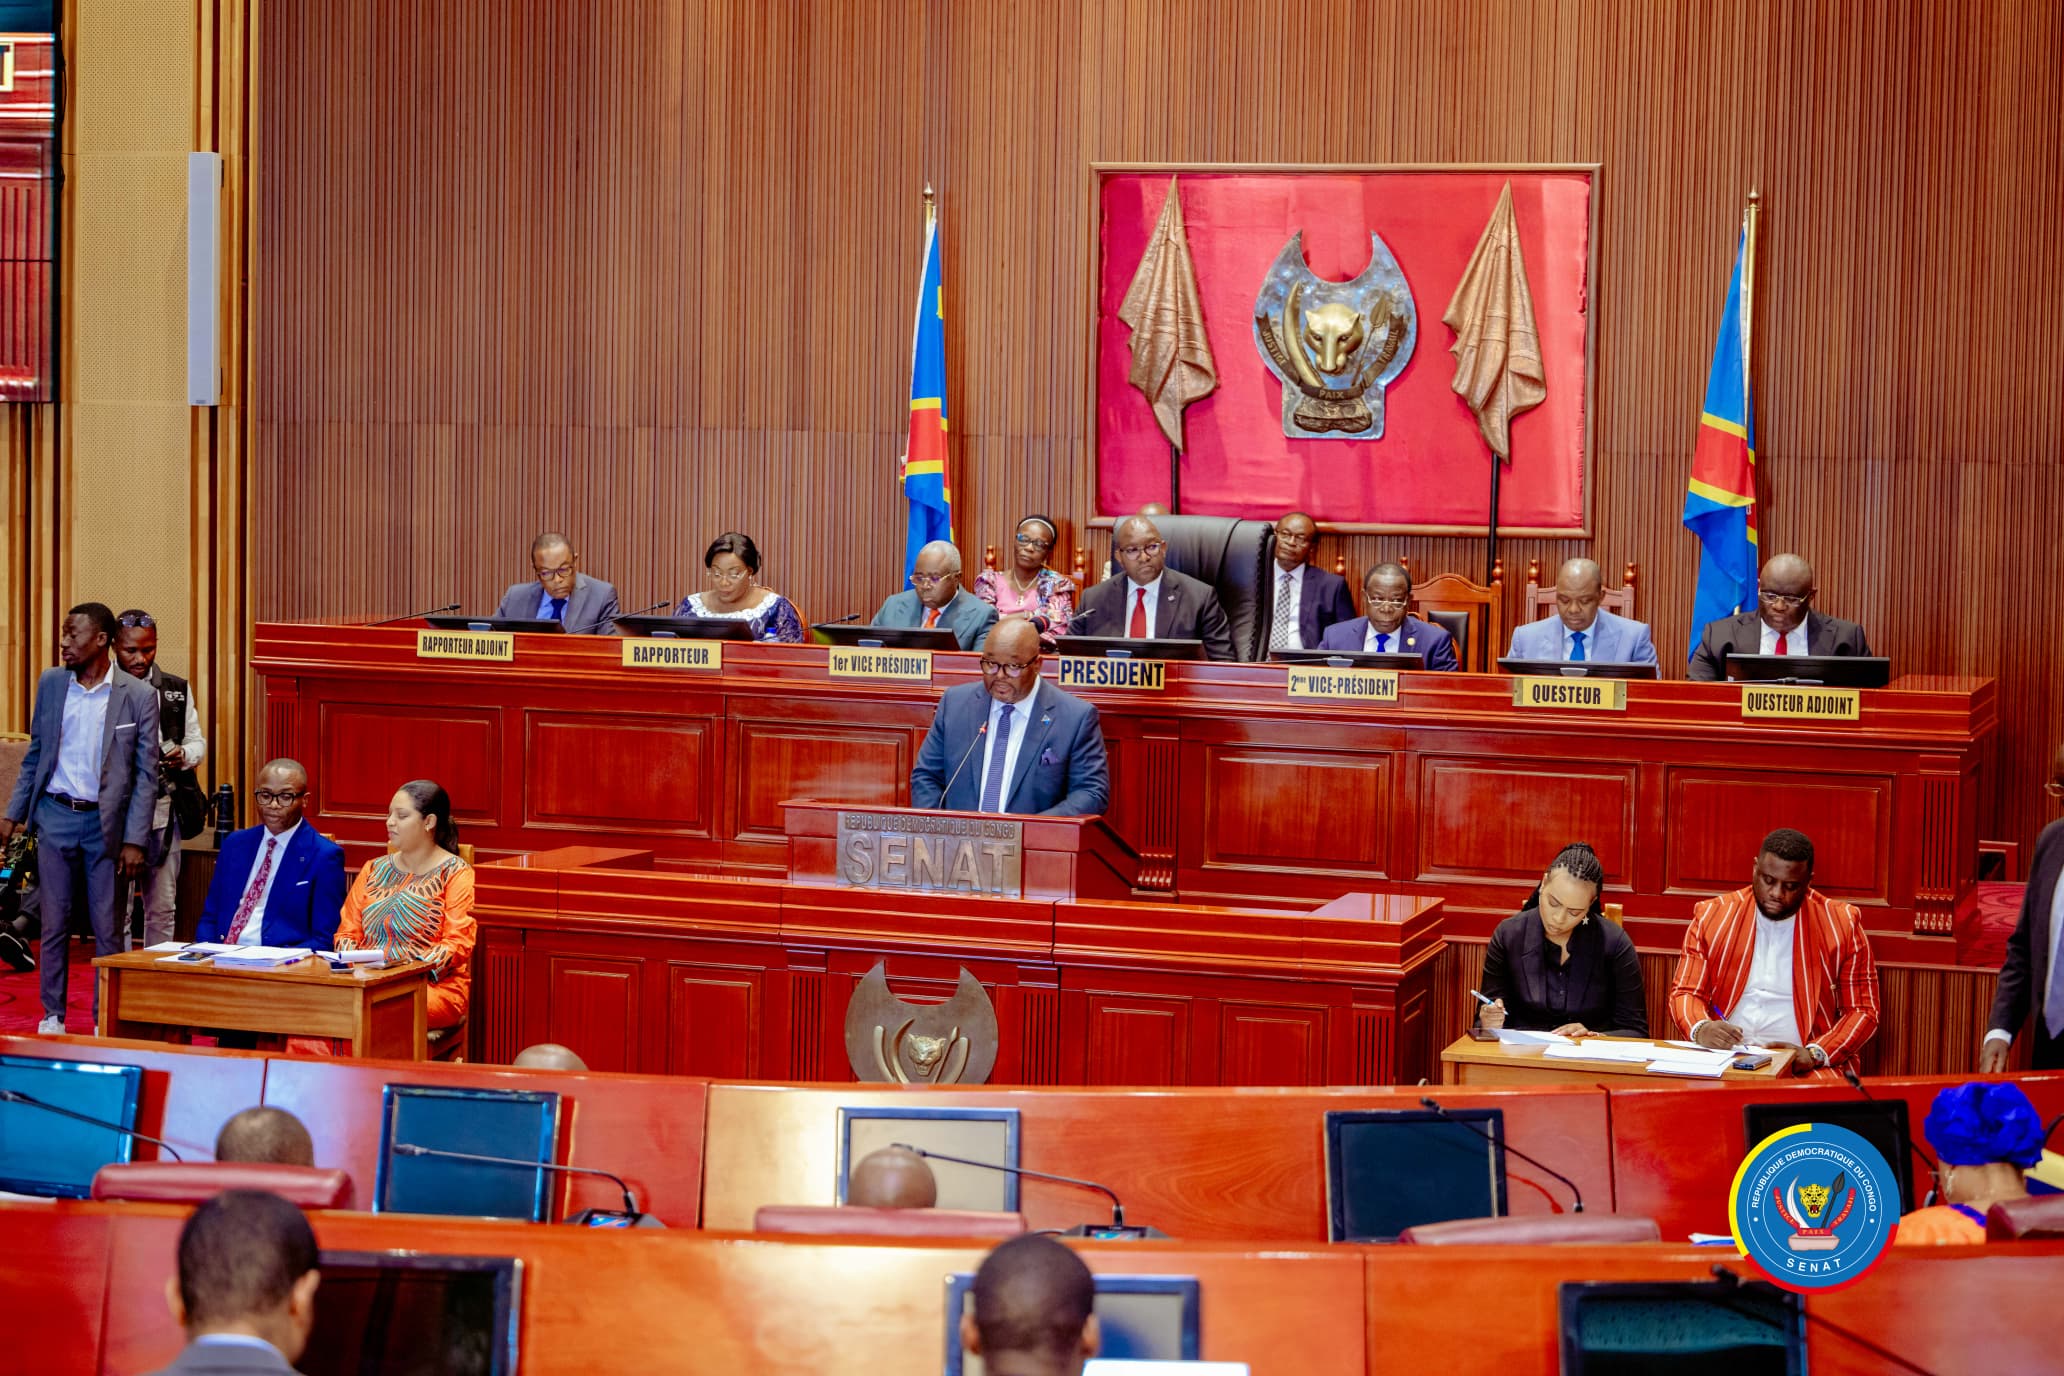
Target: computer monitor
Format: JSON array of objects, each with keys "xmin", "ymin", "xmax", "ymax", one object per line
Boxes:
[
  {"xmin": 1497, "ymin": 657, "xmax": 1660, "ymax": 680},
  {"xmin": 814, "ymin": 623, "xmax": 964, "ymax": 651},
  {"xmin": 1054, "ymin": 635, "xmax": 1205, "ymax": 661},
  {"xmin": 302, "ymin": 1251, "xmax": 522, "ymax": 1376},
  {"xmin": 0, "ymin": 1053, "xmax": 144, "ymax": 1198},
  {"xmin": 1323, "ymin": 1107, "xmax": 1507, "ymax": 1242},
  {"xmin": 1742, "ymin": 1099, "xmax": 1914, "ymax": 1212},
  {"xmin": 1269, "ymin": 649, "xmax": 1426, "ymax": 671},
  {"xmin": 837, "ymin": 1106, "xmax": 1020, "ymax": 1212},
  {"xmin": 1724, "ymin": 654, "xmax": 1892, "ymax": 688},
  {"xmin": 375, "ymin": 1085, "xmax": 560, "ymax": 1222},
  {"xmin": 1558, "ymin": 1279, "xmax": 1805, "ymax": 1376},
  {"xmin": 946, "ymin": 1273, "xmax": 1200, "ymax": 1376},
  {"xmin": 422, "ymin": 615, "xmax": 564, "ymax": 634},
  {"xmin": 613, "ymin": 613, "xmax": 755, "ymax": 640}
]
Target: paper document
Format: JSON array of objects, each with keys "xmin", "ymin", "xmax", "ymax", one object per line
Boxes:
[
  {"xmin": 1556, "ymin": 1040, "xmax": 1661, "ymax": 1062},
  {"xmin": 210, "ymin": 945, "xmax": 311, "ymax": 968},
  {"xmin": 1494, "ymin": 1028, "xmax": 1572, "ymax": 1046},
  {"xmin": 319, "ymin": 949, "xmax": 386, "ymax": 966},
  {"xmin": 147, "ymin": 942, "xmax": 236, "ymax": 954},
  {"xmin": 1643, "ymin": 1058, "xmax": 1727, "ymax": 1078}
]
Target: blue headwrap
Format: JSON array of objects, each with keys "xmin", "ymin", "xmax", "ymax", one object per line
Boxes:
[{"xmin": 1923, "ymin": 1082, "xmax": 2046, "ymax": 1168}]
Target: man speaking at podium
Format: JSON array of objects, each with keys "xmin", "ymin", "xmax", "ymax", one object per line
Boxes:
[{"xmin": 910, "ymin": 618, "xmax": 1109, "ymax": 816}]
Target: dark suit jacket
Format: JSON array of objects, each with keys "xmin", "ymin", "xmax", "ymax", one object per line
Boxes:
[
  {"xmin": 195, "ymin": 824, "xmax": 348, "ymax": 950},
  {"xmin": 1479, "ymin": 907, "xmax": 1649, "ymax": 1037},
  {"xmin": 1075, "ymin": 568, "xmax": 1236, "ymax": 661},
  {"xmin": 3, "ymin": 665, "xmax": 160, "ymax": 849},
  {"xmin": 908, "ymin": 680, "xmax": 1109, "ymax": 816},
  {"xmin": 1282, "ymin": 564, "xmax": 1357, "ymax": 649},
  {"xmin": 1316, "ymin": 614, "xmax": 1459, "ymax": 672},
  {"xmin": 493, "ymin": 571, "xmax": 621, "ymax": 633},
  {"xmin": 1687, "ymin": 610, "xmax": 1872, "ymax": 682},
  {"xmin": 144, "ymin": 1337, "xmax": 304, "ymax": 1376},
  {"xmin": 871, "ymin": 588, "xmax": 998, "ymax": 651},
  {"xmin": 1989, "ymin": 820, "xmax": 2064, "ymax": 1069}
]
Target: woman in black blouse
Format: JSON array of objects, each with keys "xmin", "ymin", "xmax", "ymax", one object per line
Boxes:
[{"xmin": 1478, "ymin": 842, "xmax": 1648, "ymax": 1038}]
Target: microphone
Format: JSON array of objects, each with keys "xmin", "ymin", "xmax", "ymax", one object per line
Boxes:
[
  {"xmin": 893, "ymin": 1143, "xmax": 1160, "ymax": 1239},
  {"xmin": 817, "ymin": 612, "xmax": 862, "ymax": 627},
  {"xmin": 937, "ymin": 723, "xmax": 988, "ymax": 805},
  {"xmin": 1840, "ymin": 1065, "xmax": 1941, "ymax": 1205},
  {"xmin": 363, "ymin": 602, "xmax": 459, "ymax": 627},
  {"xmin": 1065, "ymin": 605, "xmax": 1098, "ymax": 632},
  {"xmin": 391, "ymin": 1141, "xmax": 660, "ymax": 1227},
  {"xmin": 0, "ymin": 1088, "xmax": 185, "ymax": 1161},
  {"xmin": 1709, "ymin": 1264, "xmax": 1938, "ymax": 1375},
  {"xmin": 580, "ymin": 597, "xmax": 668, "ymax": 634},
  {"xmin": 1420, "ymin": 1096, "xmax": 1582, "ymax": 1213}
]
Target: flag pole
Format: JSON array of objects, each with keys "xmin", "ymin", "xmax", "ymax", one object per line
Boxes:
[
  {"xmin": 1486, "ymin": 454, "xmax": 1502, "ymax": 585},
  {"xmin": 922, "ymin": 180, "xmax": 936, "ymax": 232},
  {"xmin": 1740, "ymin": 188, "xmax": 1758, "ymax": 409}
]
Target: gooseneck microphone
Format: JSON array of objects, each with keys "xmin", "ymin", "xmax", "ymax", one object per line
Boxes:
[
  {"xmin": 391, "ymin": 1141, "xmax": 655, "ymax": 1225},
  {"xmin": 893, "ymin": 1143, "xmax": 1156, "ymax": 1238},
  {"xmin": 1419, "ymin": 1096, "xmax": 1582, "ymax": 1213},
  {"xmin": 0, "ymin": 1088, "xmax": 185, "ymax": 1161},
  {"xmin": 363, "ymin": 602, "xmax": 459, "ymax": 627},
  {"xmin": 937, "ymin": 722, "xmax": 989, "ymax": 804},
  {"xmin": 818, "ymin": 612, "xmax": 862, "ymax": 627},
  {"xmin": 1840, "ymin": 1065, "xmax": 1942, "ymax": 1204},
  {"xmin": 583, "ymin": 597, "xmax": 670, "ymax": 634}
]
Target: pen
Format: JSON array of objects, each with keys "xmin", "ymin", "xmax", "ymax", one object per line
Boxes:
[{"xmin": 1468, "ymin": 988, "xmax": 1495, "ymax": 1006}]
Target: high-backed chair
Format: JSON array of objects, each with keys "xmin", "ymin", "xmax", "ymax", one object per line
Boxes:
[
  {"xmin": 1109, "ymin": 515, "xmax": 1277, "ymax": 660},
  {"xmin": 1523, "ymin": 559, "xmax": 1640, "ymax": 623},
  {"xmin": 1985, "ymin": 1194, "xmax": 2064, "ymax": 1240},
  {"xmin": 752, "ymin": 1205, "xmax": 1028, "ymax": 1240},
  {"xmin": 92, "ymin": 1161, "xmax": 355, "ymax": 1209},
  {"xmin": 1402, "ymin": 559, "xmax": 1504, "ymax": 673},
  {"xmin": 1397, "ymin": 1214, "xmax": 1661, "ymax": 1245}
]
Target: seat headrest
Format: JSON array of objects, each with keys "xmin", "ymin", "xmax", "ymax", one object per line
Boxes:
[
  {"xmin": 92, "ymin": 1162, "xmax": 355, "ymax": 1210},
  {"xmin": 1985, "ymin": 1193, "xmax": 2064, "ymax": 1240},
  {"xmin": 1398, "ymin": 1214, "xmax": 1661, "ymax": 1245},
  {"xmin": 752, "ymin": 1204, "xmax": 1028, "ymax": 1239}
]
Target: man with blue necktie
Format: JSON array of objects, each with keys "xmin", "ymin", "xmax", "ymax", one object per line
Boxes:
[
  {"xmin": 1505, "ymin": 558, "xmax": 1659, "ymax": 668},
  {"xmin": 492, "ymin": 531, "xmax": 620, "ymax": 633},
  {"xmin": 1316, "ymin": 564, "xmax": 1459, "ymax": 670}
]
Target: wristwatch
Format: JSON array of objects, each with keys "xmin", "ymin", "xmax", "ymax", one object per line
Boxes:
[{"xmin": 1806, "ymin": 1043, "xmax": 1829, "ymax": 1068}]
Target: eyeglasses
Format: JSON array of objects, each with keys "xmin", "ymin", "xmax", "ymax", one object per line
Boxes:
[
  {"xmin": 981, "ymin": 659, "xmax": 1038, "ymax": 677},
  {"xmin": 1014, "ymin": 532, "xmax": 1054, "ymax": 549},
  {"xmin": 1367, "ymin": 595, "xmax": 1411, "ymax": 608},
  {"xmin": 117, "ymin": 613, "xmax": 155, "ymax": 629},
  {"xmin": 253, "ymin": 790, "xmax": 305, "ymax": 805},
  {"xmin": 533, "ymin": 564, "xmax": 576, "ymax": 580},
  {"xmin": 2046, "ymin": 780, "xmax": 2064, "ymax": 800},
  {"xmin": 910, "ymin": 571, "xmax": 958, "ymax": 587},
  {"xmin": 1117, "ymin": 541, "xmax": 1166, "ymax": 559},
  {"xmin": 1273, "ymin": 529, "xmax": 1313, "ymax": 546},
  {"xmin": 1758, "ymin": 591, "xmax": 1810, "ymax": 609},
  {"xmin": 708, "ymin": 566, "xmax": 752, "ymax": 584}
]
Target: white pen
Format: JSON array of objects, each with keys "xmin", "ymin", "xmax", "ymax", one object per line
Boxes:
[{"xmin": 1468, "ymin": 988, "xmax": 1496, "ymax": 1006}]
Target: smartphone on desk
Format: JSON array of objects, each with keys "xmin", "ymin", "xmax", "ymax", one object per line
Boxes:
[
  {"xmin": 1731, "ymin": 1051, "xmax": 1774, "ymax": 1070},
  {"xmin": 171, "ymin": 950, "xmax": 211, "ymax": 963}
]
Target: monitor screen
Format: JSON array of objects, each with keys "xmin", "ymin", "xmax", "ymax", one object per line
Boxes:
[
  {"xmin": 301, "ymin": 1250, "xmax": 522, "ymax": 1376},
  {"xmin": 837, "ymin": 1106, "xmax": 1020, "ymax": 1213},
  {"xmin": 1558, "ymin": 1280, "xmax": 1805, "ymax": 1376},
  {"xmin": 0, "ymin": 1053, "xmax": 143, "ymax": 1198},
  {"xmin": 1742, "ymin": 1099, "xmax": 1913, "ymax": 1213},
  {"xmin": 946, "ymin": 1273, "xmax": 1199, "ymax": 1376},
  {"xmin": 1324, "ymin": 1108, "xmax": 1507, "ymax": 1242},
  {"xmin": 376, "ymin": 1085, "xmax": 559, "ymax": 1222}
]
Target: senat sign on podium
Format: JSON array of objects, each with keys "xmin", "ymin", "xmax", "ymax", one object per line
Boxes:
[{"xmin": 836, "ymin": 811, "xmax": 1024, "ymax": 898}]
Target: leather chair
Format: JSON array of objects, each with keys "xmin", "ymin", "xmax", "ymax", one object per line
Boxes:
[
  {"xmin": 92, "ymin": 1161, "xmax": 355, "ymax": 1209},
  {"xmin": 752, "ymin": 1204, "xmax": 1028, "ymax": 1239},
  {"xmin": 1984, "ymin": 1193, "xmax": 2064, "ymax": 1240},
  {"xmin": 1397, "ymin": 1214, "xmax": 1661, "ymax": 1245},
  {"xmin": 1109, "ymin": 515, "xmax": 1277, "ymax": 660},
  {"xmin": 1522, "ymin": 558, "xmax": 1640, "ymax": 623}
]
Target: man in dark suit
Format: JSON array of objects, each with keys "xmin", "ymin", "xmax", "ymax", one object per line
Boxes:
[
  {"xmin": 1266, "ymin": 511, "xmax": 1357, "ymax": 652},
  {"xmin": 0, "ymin": 602, "xmax": 160, "ymax": 1033},
  {"xmin": 1687, "ymin": 552, "xmax": 1871, "ymax": 681},
  {"xmin": 1318, "ymin": 563, "xmax": 1460, "ymax": 671},
  {"xmin": 113, "ymin": 609, "xmax": 209, "ymax": 948},
  {"xmin": 148, "ymin": 1190, "xmax": 321, "ymax": 1376},
  {"xmin": 492, "ymin": 531, "xmax": 621, "ymax": 633},
  {"xmin": 910, "ymin": 618, "xmax": 1109, "ymax": 816},
  {"xmin": 195, "ymin": 758, "xmax": 346, "ymax": 951},
  {"xmin": 1982, "ymin": 743, "xmax": 2064, "ymax": 1072},
  {"xmin": 1075, "ymin": 516, "xmax": 1236, "ymax": 661},
  {"xmin": 873, "ymin": 540, "xmax": 999, "ymax": 650}
]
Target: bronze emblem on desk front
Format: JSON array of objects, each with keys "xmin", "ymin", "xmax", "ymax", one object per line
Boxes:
[
  {"xmin": 845, "ymin": 962, "xmax": 999, "ymax": 1085},
  {"xmin": 1253, "ymin": 231, "xmax": 1417, "ymax": 438}
]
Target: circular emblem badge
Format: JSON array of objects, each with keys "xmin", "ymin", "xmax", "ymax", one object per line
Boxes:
[{"xmin": 1729, "ymin": 1122, "xmax": 1899, "ymax": 1292}]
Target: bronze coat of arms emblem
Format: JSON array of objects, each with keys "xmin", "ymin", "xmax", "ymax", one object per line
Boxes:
[{"xmin": 1252, "ymin": 231, "xmax": 1417, "ymax": 439}]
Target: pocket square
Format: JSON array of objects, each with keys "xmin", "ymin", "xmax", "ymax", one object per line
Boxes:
[
  {"xmin": 115, "ymin": 723, "xmax": 135, "ymax": 732},
  {"xmin": 1039, "ymin": 747, "xmax": 1057, "ymax": 766}
]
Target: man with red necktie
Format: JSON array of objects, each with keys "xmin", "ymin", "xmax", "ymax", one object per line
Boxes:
[
  {"xmin": 1687, "ymin": 552, "xmax": 1873, "ymax": 681},
  {"xmin": 194, "ymin": 758, "xmax": 346, "ymax": 951},
  {"xmin": 1073, "ymin": 515, "xmax": 1236, "ymax": 661}
]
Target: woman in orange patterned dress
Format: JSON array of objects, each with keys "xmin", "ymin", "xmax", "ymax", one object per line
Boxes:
[{"xmin": 335, "ymin": 780, "xmax": 475, "ymax": 1029}]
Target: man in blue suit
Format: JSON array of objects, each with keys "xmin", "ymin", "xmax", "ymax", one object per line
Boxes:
[
  {"xmin": 910, "ymin": 619, "xmax": 1108, "ymax": 816},
  {"xmin": 1317, "ymin": 564, "xmax": 1459, "ymax": 671},
  {"xmin": 196, "ymin": 758, "xmax": 346, "ymax": 951},
  {"xmin": 873, "ymin": 540, "xmax": 998, "ymax": 651},
  {"xmin": 1507, "ymin": 558, "xmax": 1659, "ymax": 668}
]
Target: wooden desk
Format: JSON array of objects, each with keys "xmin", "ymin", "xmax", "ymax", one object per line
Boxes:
[
  {"xmin": 93, "ymin": 950, "xmax": 429, "ymax": 1059},
  {"xmin": 1440, "ymin": 1033, "xmax": 1794, "ymax": 1085}
]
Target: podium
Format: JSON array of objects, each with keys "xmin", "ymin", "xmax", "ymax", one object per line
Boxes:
[{"xmin": 781, "ymin": 801, "xmax": 1139, "ymax": 902}]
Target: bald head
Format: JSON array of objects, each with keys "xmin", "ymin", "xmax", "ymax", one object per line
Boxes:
[
  {"xmin": 214, "ymin": 1107, "xmax": 315, "ymax": 1167},
  {"xmin": 1137, "ymin": 502, "xmax": 1171, "ymax": 517},
  {"xmin": 511, "ymin": 1042, "xmax": 588, "ymax": 1072},
  {"xmin": 847, "ymin": 1146, "xmax": 938, "ymax": 1210},
  {"xmin": 1553, "ymin": 559, "xmax": 1604, "ymax": 633},
  {"xmin": 913, "ymin": 541, "xmax": 965, "ymax": 611},
  {"xmin": 1758, "ymin": 553, "xmax": 1817, "ymax": 634},
  {"xmin": 962, "ymin": 1234, "xmax": 1099, "ymax": 1374},
  {"xmin": 1113, "ymin": 517, "xmax": 1167, "ymax": 586},
  {"xmin": 254, "ymin": 760, "xmax": 309, "ymax": 836}
]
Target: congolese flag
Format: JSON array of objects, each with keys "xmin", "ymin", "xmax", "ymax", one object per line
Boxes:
[
  {"xmin": 901, "ymin": 215, "xmax": 952, "ymax": 583},
  {"xmin": 1681, "ymin": 230, "xmax": 1758, "ymax": 660}
]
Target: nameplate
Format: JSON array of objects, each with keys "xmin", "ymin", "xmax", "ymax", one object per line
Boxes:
[
  {"xmin": 1741, "ymin": 685, "xmax": 1860, "ymax": 721},
  {"xmin": 414, "ymin": 630, "xmax": 513, "ymax": 662},
  {"xmin": 1286, "ymin": 667, "xmax": 1400, "ymax": 702},
  {"xmin": 620, "ymin": 638, "xmax": 724, "ymax": 670},
  {"xmin": 1510, "ymin": 676, "xmax": 1626, "ymax": 712},
  {"xmin": 836, "ymin": 811, "xmax": 1023, "ymax": 898},
  {"xmin": 1053, "ymin": 657, "xmax": 1166, "ymax": 691},
  {"xmin": 828, "ymin": 647, "xmax": 933, "ymax": 681}
]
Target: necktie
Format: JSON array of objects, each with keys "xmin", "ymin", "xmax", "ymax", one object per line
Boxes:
[
  {"xmin": 1271, "ymin": 571, "xmax": 1295, "ymax": 650},
  {"xmin": 1775, "ymin": 631, "xmax": 1790, "ymax": 655},
  {"xmin": 1129, "ymin": 588, "xmax": 1148, "ymax": 638},
  {"xmin": 2045, "ymin": 894, "xmax": 2064, "ymax": 1038},
  {"xmin": 1570, "ymin": 630, "xmax": 1587, "ymax": 662},
  {"xmin": 547, "ymin": 597, "xmax": 567, "ymax": 622},
  {"xmin": 226, "ymin": 837, "xmax": 278, "ymax": 944},
  {"xmin": 922, "ymin": 607, "xmax": 940, "ymax": 629},
  {"xmin": 978, "ymin": 706, "xmax": 1015, "ymax": 812},
  {"xmin": 1376, "ymin": 632, "xmax": 1390, "ymax": 653}
]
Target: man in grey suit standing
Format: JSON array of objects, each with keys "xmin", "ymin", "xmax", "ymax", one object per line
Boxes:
[
  {"xmin": 1505, "ymin": 558, "xmax": 1659, "ymax": 668},
  {"xmin": 148, "ymin": 1190, "xmax": 322, "ymax": 1376},
  {"xmin": 872, "ymin": 540, "xmax": 998, "ymax": 650},
  {"xmin": 491, "ymin": 530, "xmax": 621, "ymax": 633},
  {"xmin": 0, "ymin": 602, "xmax": 160, "ymax": 1032}
]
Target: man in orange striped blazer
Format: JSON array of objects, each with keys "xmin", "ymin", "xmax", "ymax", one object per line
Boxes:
[{"xmin": 1670, "ymin": 828, "xmax": 1880, "ymax": 1074}]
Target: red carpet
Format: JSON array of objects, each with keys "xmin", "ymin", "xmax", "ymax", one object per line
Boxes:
[{"xmin": 0, "ymin": 937, "xmax": 99, "ymax": 1034}]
